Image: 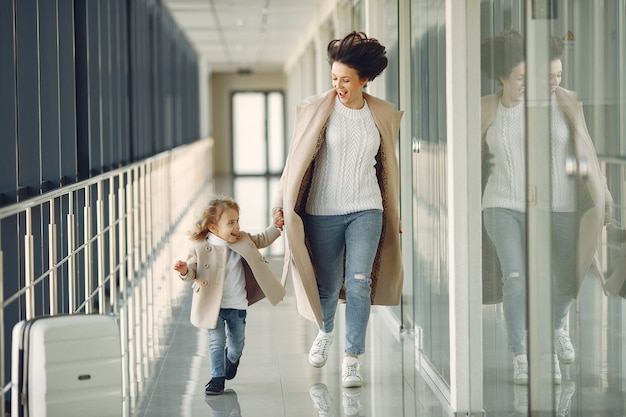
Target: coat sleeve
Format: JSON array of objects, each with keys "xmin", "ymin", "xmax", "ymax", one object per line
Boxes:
[
  {"xmin": 246, "ymin": 226, "xmax": 281, "ymax": 249},
  {"xmin": 180, "ymin": 247, "xmax": 198, "ymax": 281}
]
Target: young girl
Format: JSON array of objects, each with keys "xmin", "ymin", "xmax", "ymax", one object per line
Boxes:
[{"xmin": 173, "ymin": 197, "xmax": 285, "ymax": 395}]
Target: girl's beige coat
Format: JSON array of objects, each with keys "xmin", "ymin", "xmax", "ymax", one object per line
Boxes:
[
  {"xmin": 273, "ymin": 89, "xmax": 404, "ymax": 327},
  {"xmin": 180, "ymin": 226, "xmax": 285, "ymax": 329},
  {"xmin": 481, "ymin": 87, "xmax": 612, "ymax": 294}
]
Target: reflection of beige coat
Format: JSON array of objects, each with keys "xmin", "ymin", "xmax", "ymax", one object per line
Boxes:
[
  {"xmin": 605, "ymin": 224, "xmax": 626, "ymax": 297},
  {"xmin": 273, "ymin": 89, "xmax": 404, "ymax": 327},
  {"xmin": 481, "ymin": 87, "xmax": 612, "ymax": 298},
  {"xmin": 180, "ymin": 226, "xmax": 285, "ymax": 329}
]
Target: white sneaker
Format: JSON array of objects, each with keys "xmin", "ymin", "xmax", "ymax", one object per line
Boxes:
[
  {"xmin": 513, "ymin": 354, "xmax": 529, "ymax": 385},
  {"xmin": 553, "ymin": 353, "xmax": 562, "ymax": 385},
  {"xmin": 309, "ymin": 330, "xmax": 333, "ymax": 368},
  {"xmin": 342, "ymin": 357, "xmax": 362, "ymax": 388},
  {"xmin": 309, "ymin": 383, "xmax": 334, "ymax": 417},
  {"xmin": 557, "ymin": 380, "xmax": 575, "ymax": 416},
  {"xmin": 554, "ymin": 330, "xmax": 575, "ymax": 364},
  {"xmin": 513, "ymin": 385, "xmax": 528, "ymax": 413}
]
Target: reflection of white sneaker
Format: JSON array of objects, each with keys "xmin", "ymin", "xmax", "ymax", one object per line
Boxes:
[
  {"xmin": 342, "ymin": 387, "xmax": 362, "ymax": 416},
  {"xmin": 309, "ymin": 383, "xmax": 335, "ymax": 417},
  {"xmin": 557, "ymin": 380, "xmax": 576, "ymax": 416},
  {"xmin": 513, "ymin": 354, "xmax": 528, "ymax": 385},
  {"xmin": 513, "ymin": 385, "xmax": 528, "ymax": 413},
  {"xmin": 342, "ymin": 357, "xmax": 362, "ymax": 388},
  {"xmin": 554, "ymin": 330, "xmax": 575, "ymax": 364},
  {"xmin": 552, "ymin": 354, "xmax": 562, "ymax": 385},
  {"xmin": 309, "ymin": 331, "xmax": 333, "ymax": 368}
]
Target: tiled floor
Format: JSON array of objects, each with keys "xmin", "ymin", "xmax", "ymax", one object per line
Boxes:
[
  {"xmin": 129, "ymin": 259, "xmax": 448, "ymax": 417},
  {"xmin": 125, "ymin": 178, "xmax": 626, "ymax": 417}
]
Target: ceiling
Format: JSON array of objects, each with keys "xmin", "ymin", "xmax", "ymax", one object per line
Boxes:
[{"xmin": 164, "ymin": 0, "xmax": 323, "ymax": 73}]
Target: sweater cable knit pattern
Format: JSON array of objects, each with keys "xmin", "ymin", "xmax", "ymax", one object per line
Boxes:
[
  {"xmin": 482, "ymin": 97, "xmax": 576, "ymax": 213},
  {"xmin": 483, "ymin": 101, "xmax": 527, "ymax": 211},
  {"xmin": 305, "ymin": 96, "xmax": 383, "ymax": 215}
]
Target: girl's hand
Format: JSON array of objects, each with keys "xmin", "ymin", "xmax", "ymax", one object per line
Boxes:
[
  {"xmin": 173, "ymin": 260, "xmax": 188, "ymax": 275},
  {"xmin": 272, "ymin": 207, "xmax": 284, "ymax": 230}
]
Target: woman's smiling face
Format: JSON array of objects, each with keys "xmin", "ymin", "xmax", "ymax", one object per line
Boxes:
[
  {"xmin": 500, "ymin": 62, "xmax": 526, "ymax": 107},
  {"xmin": 331, "ymin": 61, "xmax": 368, "ymax": 109}
]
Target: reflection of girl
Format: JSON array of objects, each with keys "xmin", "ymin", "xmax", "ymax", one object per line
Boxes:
[{"xmin": 480, "ymin": 32, "xmax": 612, "ymax": 386}]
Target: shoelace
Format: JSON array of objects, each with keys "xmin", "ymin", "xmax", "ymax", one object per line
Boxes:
[
  {"xmin": 554, "ymin": 332, "xmax": 574, "ymax": 355},
  {"xmin": 343, "ymin": 361, "xmax": 360, "ymax": 378},
  {"xmin": 514, "ymin": 358, "xmax": 528, "ymax": 376},
  {"xmin": 312, "ymin": 336, "xmax": 331, "ymax": 356},
  {"xmin": 310, "ymin": 389, "xmax": 332, "ymax": 412}
]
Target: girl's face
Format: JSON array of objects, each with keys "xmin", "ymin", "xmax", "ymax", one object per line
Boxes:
[
  {"xmin": 550, "ymin": 59, "xmax": 562, "ymax": 95},
  {"xmin": 331, "ymin": 61, "xmax": 368, "ymax": 109},
  {"xmin": 500, "ymin": 62, "xmax": 526, "ymax": 107},
  {"xmin": 209, "ymin": 207, "xmax": 240, "ymax": 243}
]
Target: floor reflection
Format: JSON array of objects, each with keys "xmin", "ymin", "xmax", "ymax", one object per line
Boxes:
[
  {"xmin": 309, "ymin": 383, "xmax": 364, "ymax": 417},
  {"xmin": 509, "ymin": 381, "xmax": 575, "ymax": 417},
  {"xmin": 205, "ymin": 389, "xmax": 242, "ymax": 417}
]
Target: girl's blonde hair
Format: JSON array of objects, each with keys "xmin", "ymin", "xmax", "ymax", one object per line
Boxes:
[{"xmin": 191, "ymin": 197, "xmax": 239, "ymax": 241}]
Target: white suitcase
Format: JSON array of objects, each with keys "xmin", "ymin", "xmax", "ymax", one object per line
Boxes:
[{"xmin": 11, "ymin": 314, "xmax": 122, "ymax": 417}]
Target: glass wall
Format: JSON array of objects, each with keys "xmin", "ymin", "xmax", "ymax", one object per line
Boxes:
[
  {"xmin": 409, "ymin": 0, "xmax": 451, "ymax": 390},
  {"xmin": 480, "ymin": 1, "xmax": 626, "ymax": 415}
]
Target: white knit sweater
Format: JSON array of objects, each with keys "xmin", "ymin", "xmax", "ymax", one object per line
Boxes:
[
  {"xmin": 482, "ymin": 96, "xmax": 576, "ymax": 212},
  {"xmin": 305, "ymin": 96, "xmax": 383, "ymax": 215},
  {"xmin": 550, "ymin": 95, "xmax": 576, "ymax": 212}
]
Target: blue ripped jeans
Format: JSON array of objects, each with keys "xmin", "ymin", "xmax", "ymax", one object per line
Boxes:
[
  {"xmin": 483, "ymin": 208, "xmax": 577, "ymax": 353},
  {"xmin": 208, "ymin": 308, "xmax": 246, "ymax": 378},
  {"xmin": 304, "ymin": 209, "xmax": 383, "ymax": 356}
]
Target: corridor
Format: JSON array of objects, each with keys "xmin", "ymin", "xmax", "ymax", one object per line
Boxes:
[{"xmin": 128, "ymin": 258, "xmax": 445, "ymax": 417}]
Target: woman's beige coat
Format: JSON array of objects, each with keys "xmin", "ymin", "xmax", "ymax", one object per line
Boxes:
[
  {"xmin": 481, "ymin": 87, "xmax": 612, "ymax": 296},
  {"xmin": 273, "ymin": 89, "xmax": 404, "ymax": 327},
  {"xmin": 180, "ymin": 226, "xmax": 285, "ymax": 329}
]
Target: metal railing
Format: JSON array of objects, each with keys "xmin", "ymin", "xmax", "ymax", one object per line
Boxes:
[{"xmin": 0, "ymin": 138, "xmax": 214, "ymax": 415}]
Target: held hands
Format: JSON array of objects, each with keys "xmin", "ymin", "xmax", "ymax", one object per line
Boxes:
[
  {"xmin": 271, "ymin": 207, "xmax": 403, "ymax": 234},
  {"xmin": 272, "ymin": 207, "xmax": 284, "ymax": 230},
  {"xmin": 173, "ymin": 260, "xmax": 188, "ymax": 276}
]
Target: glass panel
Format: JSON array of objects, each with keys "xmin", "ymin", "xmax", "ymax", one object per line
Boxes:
[
  {"xmin": 410, "ymin": 0, "xmax": 450, "ymax": 387},
  {"xmin": 480, "ymin": 1, "xmax": 626, "ymax": 415},
  {"xmin": 479, "ymin": 5, "xmax": 529, "ymax": 415},
  {"xmin": 550, "ymin": 2, "xmax": 626, "ymax": 417},
  {"xmin": 383, "ymin": 0, "xmax": 401, "ymax": 324},
  {"xmin": 232, "ymin": 92, "xmax": 266, "ymax": 175}
]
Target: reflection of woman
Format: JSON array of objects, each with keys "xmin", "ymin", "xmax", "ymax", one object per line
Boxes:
[
  {"xmin": 272, "ymin": 31, "xmax": 403, "ymax": 388},
  {"xmin": 480, "ymin": 31, "xmax": 612, "ymax": 386}
]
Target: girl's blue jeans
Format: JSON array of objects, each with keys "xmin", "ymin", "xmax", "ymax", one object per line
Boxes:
[
  {"xmin": 208, "ymin": 308, "xmax": 247, "ymax": 378},
  {"xmin": 304, "ymin": 209, "xmax": 383, "ymax": 356},
  {"xmin": 483, "ymin": 208, "xmax": 576, "ymax": 353}
]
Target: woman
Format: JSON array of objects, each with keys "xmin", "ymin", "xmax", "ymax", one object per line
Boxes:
[
  {"xmin": 272, "ymin": 31, "xmax": 403, "ymax": 388},
  {"xmin": 481, "ymin": 31, "xmax": 612, "ymax": 385}
]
